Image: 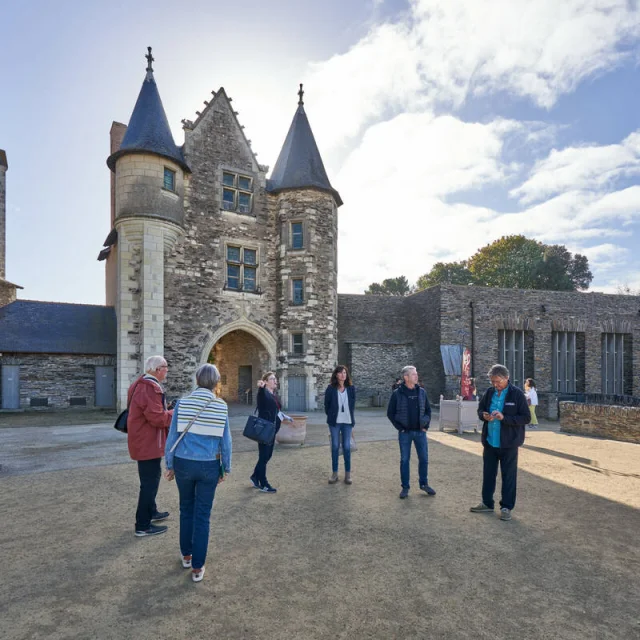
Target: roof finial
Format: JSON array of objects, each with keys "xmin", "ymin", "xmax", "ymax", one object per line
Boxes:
[
  {"xmin": 145, "ymin": 46, "xmax": 154, "ymax": 73},
  {"xmin": 298, "ymin": 83, "xmax": 304, "ymax": 106}
]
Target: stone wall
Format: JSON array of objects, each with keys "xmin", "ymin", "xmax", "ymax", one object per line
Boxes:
[
  {"xmin": 560, "ymin": 401, "xmax": 640, "ymax": 443},
  {"xmin": 163, "ymin": 89, "xmax": 278, "ymax": 398},
  {"xmin": 276, "ymin": 189, "xmax": 338, "ymax": 410},
  {"xmin": 437, "ymin": 285, "xmax": 640, "ymax": 416},
  {"xmin": 348, "ymin": 342, "xmax": 414, "ymax": 407},
  {"xmin": 0, "ymin": 280, "xmax": 18, "ymax": 307},
  {"xmin": 0, "ymin": 354, "xmax": 116, "ymax": 409},
  {"xmin": 407, "ymin": 287, "xmax": 443, "ymax": 402}
]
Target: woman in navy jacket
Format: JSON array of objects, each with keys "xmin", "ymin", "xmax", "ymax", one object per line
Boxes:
[
  {"xmin": 324, "ymin": 365, "xmax": 356, "ymax": 485},
  {"xmin": 250, "ymin": 371, "xmax": 291, "ymax": 493}
]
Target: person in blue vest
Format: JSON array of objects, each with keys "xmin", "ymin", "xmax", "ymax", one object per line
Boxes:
[
  {"xmin": 387, "ymin": 365, "xmax": 434, "ymax": 499},
  {"xmin": 470, "ymin": 364, "xmax": 530, "ymax": 521}
]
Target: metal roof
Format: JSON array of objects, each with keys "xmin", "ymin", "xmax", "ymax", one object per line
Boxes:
[
  {"xmin": 0, "ymin": 301, "xmax": 116, "ymax": 355},
  {"xmin": 267, "ymin": 92, "xmax": 342, "ymax": 206},
  {"xmin": 107, "ymin": 49, "xmax": 189, "ymax": 172}
]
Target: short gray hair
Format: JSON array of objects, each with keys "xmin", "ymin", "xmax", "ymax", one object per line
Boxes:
[
  {"xmin": 145, "ymin": 355, "xmax": 166, "ymax": 373},
  {"xmin": 196, "ymin": 363, "xmax": 220, "ymax": 390},
  {"xmin": 488, "ymin": 364, "xmax": 509, "ymax": 379},
  {"xmin": 401, "ymin": 365, "xmax": 417, "ymax": 378}
]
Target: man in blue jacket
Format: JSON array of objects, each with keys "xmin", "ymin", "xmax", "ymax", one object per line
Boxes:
[
  {"xmin": 387, "ymin": 365, "xmax": 434, "ymax": 499},
  {"xmin": 470, "ymin": 364, "xmax": 530, "ymax": 521}
]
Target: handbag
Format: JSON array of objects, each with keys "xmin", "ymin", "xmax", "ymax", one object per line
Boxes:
[
  {"xmin": 113, "ymin": 378, "xmax": 144, "ymax": 433},
  {"xmin": 169, "ymin": 399, "xmax": 215, "ymax": 454},
  {"xmin": 243, "ymin": 409, "xmax": 276, "ymax": 445}
]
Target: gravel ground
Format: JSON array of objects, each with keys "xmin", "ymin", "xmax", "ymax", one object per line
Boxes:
[{"xmin": 1, "ymin": 428, "xmax": 639, "ymax": 640}]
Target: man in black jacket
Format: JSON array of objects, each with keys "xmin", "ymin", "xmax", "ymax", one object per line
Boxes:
[
  {"xmin": 387, "ymin": 365, "xmax": 434, "ymax": 499},
  {"xmin": 470, "ymin": 364, "xmax": 530, "ymax": 521}
]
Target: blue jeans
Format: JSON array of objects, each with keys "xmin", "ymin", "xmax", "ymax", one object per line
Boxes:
[
  {"xmin": 135, "ymin": 458, "xmax": 161, "ymax": 530},
  {"xmin": 398, "ymin": 430, "xmax": 428, "ymax": 489},
  {"xmin": 174, "ymin": 457, "xmax": 220, "ymax": 570},
  {"xmin": 482, "ymin": 445, "xmax": 518, "ymax": 510},
  {"xmin": 329, "ymin": 424, "xmax": 353, "ymax": 473}
]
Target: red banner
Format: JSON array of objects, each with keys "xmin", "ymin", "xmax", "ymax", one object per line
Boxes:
[{"xmin": 460, "ymin": 348, "xmax": 473, "ymax": 399}]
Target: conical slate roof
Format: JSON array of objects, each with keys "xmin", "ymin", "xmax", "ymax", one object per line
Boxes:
[
  {"xmin": 107, "ymin": 49, "xmax": 189, "ymax": 172},
  {"xmin": 267, "ymin": 88, "xmax": 342, "ymax": 206}
]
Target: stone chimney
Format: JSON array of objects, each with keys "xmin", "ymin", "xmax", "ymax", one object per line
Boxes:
[{"xmin": 0, "ymin": 149, "xmax": 7, "ymax": 280}]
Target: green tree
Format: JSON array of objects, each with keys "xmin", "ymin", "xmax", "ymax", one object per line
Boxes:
[
  {"xmin": 415, "ymin": 261, "xmax": 474, "ymax": 290},
  {"xmin": 365, "ymin": 276, "xmax": 413, "ymax": 296},
  {"xmin": 415, "ymin": 236, "xmax": 593, "ymax": 292}
]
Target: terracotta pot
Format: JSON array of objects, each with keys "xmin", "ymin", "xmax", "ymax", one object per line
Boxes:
[{"xmin": 276, "ymin": 415, "xmax": 307, "ymax": 445}]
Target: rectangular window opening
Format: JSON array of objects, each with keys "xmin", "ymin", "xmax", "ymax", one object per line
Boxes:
[
  {"xmin": 291, "ymin": 222, "xmax": 304, "ymax": 249},
  {"xmin": 225, "ymin": 244, "xmax": 259, "ymax": 292},
  {"xmin": 221, "ymin": 171, "xmax": 253, "ymax": 214},
  {"xmin": 292, "ymin": 278, "xmax": 304, "ymax": 305},
  {"xmin": 292, "ymin": 333, "xmax": 304, "ymax": 356},
  {"xmin": 163, "ymin": 167, "xmax": 176, "ymax": 191}
]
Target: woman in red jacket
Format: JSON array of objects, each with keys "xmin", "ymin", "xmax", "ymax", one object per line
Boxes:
[{"xmin": 127, "ymin": 355, "xmax": 174, "ymax": 537}]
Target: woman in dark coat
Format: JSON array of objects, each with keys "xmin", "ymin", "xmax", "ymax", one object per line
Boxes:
[
  {"xmin": 250, "ymin": 371, "xmax": 291, "ymax": 493},
  {"xmin": 324, "ymin": 365, "xmax": 356, "ymax": 485}
]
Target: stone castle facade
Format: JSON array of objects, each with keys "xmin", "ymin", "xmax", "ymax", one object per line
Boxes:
[{"xmin": 103, "ymin": 50, "xmax": 340, "ymax": 410}]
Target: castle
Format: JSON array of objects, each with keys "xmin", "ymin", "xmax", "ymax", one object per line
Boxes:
[
  {"xmin": 0, "ymin": 49, "xmax": 638, "ymax": 415},
  {"xmin": 102, "ymin": 48, "xmax": 340, "ymax": 410}
]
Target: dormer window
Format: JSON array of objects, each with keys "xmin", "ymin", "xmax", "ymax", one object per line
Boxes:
[
  {"xmin": 164, "ymin": 167, "xmax": 176, "ymax": 192},
  {"xmin": 222, "ymin": 171, "xmax": 253, "ymax": 214}
]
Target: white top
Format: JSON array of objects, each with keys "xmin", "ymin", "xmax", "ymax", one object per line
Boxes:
[
  {"xmin": 337, "ymin": 387, "xmax": 353, "ymax": 424},
  {"xmin": 526, "ymin": 388, "xmax": 538, "ymax": 406}
]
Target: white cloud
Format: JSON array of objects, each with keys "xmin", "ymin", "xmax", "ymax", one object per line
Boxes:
[
  {"xmin": 305, "ymin": 0, "xmax": 640, "ymax": 151},
  {"xmin": 511, "ymin": 131, "xmax": 640, "ymax": 204}
]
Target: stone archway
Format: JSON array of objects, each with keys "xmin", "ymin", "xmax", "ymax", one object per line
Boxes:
[{"xmin": 200, "ymin": 319, "xmax": 276, "ymax": 405}]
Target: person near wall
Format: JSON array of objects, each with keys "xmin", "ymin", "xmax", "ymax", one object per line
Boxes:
[
  {"xmin": 324, "ymin": 365, "xmax": 357, "ymax": 485},
  {"xmin": 463, "ymin": 378, "xmax": 477, "ymax": 401},
  {"xmin": 524, "ymin": 378, "xmax": 539, "ymax": 428},
  {"xmin": 164, "ymin": 363, "xmax": 232, "ymax": 583},
  {"xmin": 127, "ymin": 355, "xmax": 174, "ymax": 537},
  {"xmin": 470, "ymin": 364, "xmax": 530, "ymax": 521},
  {"xmin": 387, "ymin": 365, "xmax": 435, "ymax": 499},
  {"xmin": 250, "ymin": 372, "xmax": 292, "ymax": 493}
]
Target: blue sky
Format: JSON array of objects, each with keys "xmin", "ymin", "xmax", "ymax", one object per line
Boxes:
[{"xmin": 1, "ymin": 0, "xmax": 639, "ymax": 304}]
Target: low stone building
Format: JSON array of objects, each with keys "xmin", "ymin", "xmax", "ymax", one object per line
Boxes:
[
  {"xmin": 0, "ymin": 300, "xmax": 116, "ymax": 409},
  {"xmin": 339, "ymin": 285, "xmax": 640, "ymax": 417}
]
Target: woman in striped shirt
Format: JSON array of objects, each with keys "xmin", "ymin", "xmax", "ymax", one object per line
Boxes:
[{"xmin": 165, "ymin": 364, "xmax": 232, "ymax": 583}]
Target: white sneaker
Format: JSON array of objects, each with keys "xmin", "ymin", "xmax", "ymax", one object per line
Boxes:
[
  {"xmin": 181, "ymin": 554, "xmax": 192, "ymax": 569},
  {"xmin": 500, "ymin": 508, "xmax": 512, "ymax": 521},
  {"xmin": 192, "ymin": 566, "xmax": 205, "ymax": 582}
]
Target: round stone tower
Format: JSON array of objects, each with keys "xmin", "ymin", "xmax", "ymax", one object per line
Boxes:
[
  {"xmin": 268, "ymin": 86, "xmax": 343, "ymax": 410},
  {"xmin": 106, "ymin": 47, "xmax": 190, "ymax": 408}
]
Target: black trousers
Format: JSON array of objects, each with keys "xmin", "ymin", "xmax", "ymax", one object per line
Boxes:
[
  {"xmin": 482, "ymin": 445, "xmax": 518, "ymax": 511},
  {"xmin": 253, "ymin": 441, "xmax": 275, "ymax": 487},
  {"xmin": 135, "ymin": 458, "xmax": 161, "ymax": 530}
]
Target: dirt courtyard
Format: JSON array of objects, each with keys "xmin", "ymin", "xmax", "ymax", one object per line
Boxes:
[{"xmin": 1, "ymin": 428, "xmax": 639, "ymax": 640}]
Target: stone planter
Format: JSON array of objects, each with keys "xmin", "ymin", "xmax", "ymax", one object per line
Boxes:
[{"xmin": 276, "ymin": 415, "xmax": 307, "ymax": 445}]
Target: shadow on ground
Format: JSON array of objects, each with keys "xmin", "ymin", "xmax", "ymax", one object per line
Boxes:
[{"xmin": 1, "ymin": 434, "xmax": 639, "ymax": 640}]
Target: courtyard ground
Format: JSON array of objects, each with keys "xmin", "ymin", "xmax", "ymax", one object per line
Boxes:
[{"xmin": 0, "ymin": 413, "xmax": 638, "ymax": 639}]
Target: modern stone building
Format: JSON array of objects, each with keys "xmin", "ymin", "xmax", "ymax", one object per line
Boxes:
[{"xmin": 1, "ymin": 50, "xmax": 639, "ymax": 413}]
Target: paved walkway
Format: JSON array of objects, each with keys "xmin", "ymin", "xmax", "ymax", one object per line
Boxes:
[{"xmin": 0, "ymin": 408, "xmax": 559, "ymax": 477}]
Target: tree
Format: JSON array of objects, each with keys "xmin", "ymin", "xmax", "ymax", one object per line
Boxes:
[
  {"xmin": 365, "ymin": 276, "xmax": 413, "ymax": 296},
  {"xmin": 415, "ymin": 261, "xmax": 474, "ymax": 289},
  {"xmin": 415, "ymin": 235, "xmax": 593, "ymax": 292}
]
